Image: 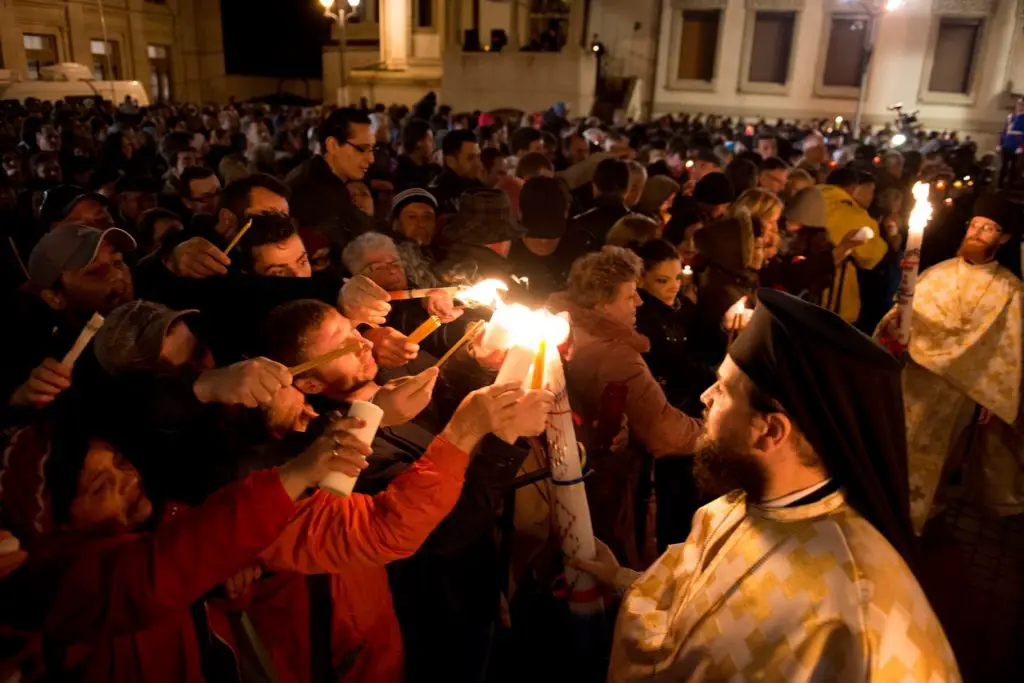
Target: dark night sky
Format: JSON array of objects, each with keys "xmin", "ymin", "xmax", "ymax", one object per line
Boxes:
[{"xmin": 221, "ymin": 0, "xmax": 330, "ymax": 78}]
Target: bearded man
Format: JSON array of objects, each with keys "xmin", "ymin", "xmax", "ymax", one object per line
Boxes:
[
  {"xmin": 575, "ymin": 289, "xmax": 960, "ymax": 682},
  {"xmin": 879, "ymin": 193, "xmax": 1023, "ymax": 534}
]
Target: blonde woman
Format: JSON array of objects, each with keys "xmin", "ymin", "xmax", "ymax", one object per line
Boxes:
[{"xmin": 729, "ymin": 188, "xmax": 783, "ymax": 258}]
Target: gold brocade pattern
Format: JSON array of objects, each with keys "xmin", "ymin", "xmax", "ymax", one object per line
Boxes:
[
  {"xmin": 909, "ymin": 258, "xmax": 1022, "ymax": 424},
  {"xmin": 608, "ymin": 490, "xmax": 960, "ymax": 683},
  {"xmin": 902, "ymin": 258, "xmax": 1024, "ymax": 533}
]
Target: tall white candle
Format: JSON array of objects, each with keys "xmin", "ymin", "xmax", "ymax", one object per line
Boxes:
[{"xmin": 896, "ymin": 182, "xmax": 933, "ymax": 345}]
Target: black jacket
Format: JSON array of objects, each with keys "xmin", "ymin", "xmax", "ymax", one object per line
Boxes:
[
  {"xmin": 286, "ymin": 155, "xmax": 374, "ymax": 251},
  {"xmin": 429, "ymin": 169, "xmax": 483, "ymax": 217},
  {"xmin": 507, "ymin": 229, "xmax": 596, "ymax": 306},
  {"xmin": 635, "ymin": 289, "xmax": 713, "ymax": 412},
  {"xmin": 571, "ymin": 194, "xmax": 631, "ymax": 244},
  {"xmin": 393, "ymin": 154, "xmax": 442, "ymax": 191}
]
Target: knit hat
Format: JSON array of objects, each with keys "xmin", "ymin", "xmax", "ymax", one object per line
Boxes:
[
  {"xmin": 693, "ymin": 172, "xmax": 735, "ymax": 206},
  {"xmin": 520, "ymin": 177, "xmax": 570, "ymax": 239},
  {"xmin": 93, "ymin": 300, "xmax": 198, "ymax": 376},
  {"xmin": 636, "ymin": 175, "xmax": 680, "ymax": 215},
  {"xmin": 444, "ymin": 188, "xmax": 524, "ymax": 245},
  {"xmin": 784, "ymin": 187, "xmax": 827, "ymax": 228},
  {"xmin": 973, "ymin": 192, "xmax": 1021, "ymax": 236},
  {"xmin": 390, "ymin": 188, "xmax": 438, "ymax": 221}
]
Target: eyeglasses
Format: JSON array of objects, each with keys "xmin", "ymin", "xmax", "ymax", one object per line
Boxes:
[
  {"xmin": 343, "ymin": 140, "xmax": 374, "ymax": 155},
  {"xmin": 968, "ymin": 219, "xmax": 1002, "ymax": 236},
  {"xmin": 363, "ymin": 260, "xmax": 402, "ymax": 275}
]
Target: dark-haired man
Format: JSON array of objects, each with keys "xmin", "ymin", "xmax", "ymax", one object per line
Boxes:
[
  {"xmin": 287, "ymin": 107, "xmax": 375, "ymax": 250},
  {"xmin": 178, "ymin": 165, "xmax": 221, "ymax": 221},
  {"xmin": 758, "ymin": 156, "xmax": 790, "ymax": 194},
  {"xmin": 238, "ymin": 212, "xmax": 311, "ymax": 278},
  {"xmin": 430, "ymin": 129, "xmax": 484, "ymax": 216},
  {"xmin": 578, "ymin": 289, "xmax": 960, "ymax": 683},
  {"xmin": 394, "ymin": 118, "xmax": 441, "ymax": 190},
  {"xmin": 572, "ymin": 157, "xmax": 632, "ymax": 243}
]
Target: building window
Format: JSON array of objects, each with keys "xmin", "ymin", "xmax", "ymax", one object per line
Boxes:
[
  {"xmin": 822, "ymin": 15, "xmax": 870, "ymax": 88},
  {"xmin": 148, "ymin": 44, "xmax": 172, "ymax": 102},
  {"xmin": 90, "ymin": 40, "xmax": 122, "ymax": 81},
  {"xmin": 415, "ymin": 0, "xmax": 433, "ymax": 29},
  {"xmin": 23, "ymin": 34, "xmax": 58, "ymax": 81},
  {"xmin": 747, "ymin": 11, "xmax": 795, "ymax": 85},
  {"xmin": 676, "ymin": 10, "xmax": 721, "ymax": 82},
  {"xmin": 928, "ymin": 17, "xmax": 982, "ymax": 94}
]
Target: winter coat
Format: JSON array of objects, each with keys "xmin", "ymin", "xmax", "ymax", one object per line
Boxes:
[
  {"xmin": 393, "ymin": 155, "xmax": 442, "ymax": 192},
  {"xmin": 2, "ymin": 470, "xmax": 297, "ymax": 683},
  {"xmin": 506, "ymin": 229, "xmax": 596, "ymax": 306},
  {"xmin": 548, "ymin": 293, "xmax": 702, "ymax": 567},
  {"xmin": 428, "ymin": 169, "xmax": 483, "ymax": 217},
  {"xmin": 256, "ymin": 436, "xmax": 471, "ymax": 683},
  {"xmin": 571, "ymin": 194, "xmax": 631, "ymax": 244},
  {"xmin": 818, "ymin": 184, "xmax": 887, "ymax": 322},
  {"xmin": 635, "ymin": 289, "xmax": 713, "ymax": 413},
  {"xmin": 691, "ymin": 213, "xmax": 761, "ymax": 364},
  {"xmin": 286, "ymin": 155, "xmax": 374, "ymax": 252},
  {"xmin": 759, "ymin": 226, "xmax": 836, "ymax": 303}
]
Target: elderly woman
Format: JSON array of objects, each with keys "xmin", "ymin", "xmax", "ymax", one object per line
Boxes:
[
  {"xmin": 342, "ymin": 232, "xmax": 462, "ymax": 366},
  {"xmin": 549, "ymin": 246, "xmax": 702, "ymax": 568}
]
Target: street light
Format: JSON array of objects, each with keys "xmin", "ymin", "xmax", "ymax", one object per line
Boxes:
[
  {"xmin": 849, "ymin": 0, "xmax": 903, "ymax": 140},
  {"xmin": 320, "ymin": 0, "xmax": 362, "ymax": 106}
]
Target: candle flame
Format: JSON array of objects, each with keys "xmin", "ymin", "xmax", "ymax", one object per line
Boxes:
[
  {"xmin": 726, "ymin": 296, "xmax": 750, "ymax": 318},
  {"xmin": 458, "ymin": 278, "xmax": 509, "ymax": 308},
  {"xmin": 683, "ymin": 265, "xmax": 693, "ymax": 275},
  {"xmin": 908, "ymin": 181, "xmax": 933, "ymax": 236}
]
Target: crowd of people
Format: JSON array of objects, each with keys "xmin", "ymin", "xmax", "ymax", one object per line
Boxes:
[{"xmin": 0, "ymin": 90, "xmax": 1020, "ymax": 683}]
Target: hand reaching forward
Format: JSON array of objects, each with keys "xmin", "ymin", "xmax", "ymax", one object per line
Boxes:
[
  {"xmin": 193, "ymin": 357, "xmax": 293, "ymax": 408},
  {"xmin": 339, "ymin": 275, "xmax": 391, "ymax": 326},
  {"xmin": 277, "ymin": 414, "xmax": 371, "ymax": 499},
  {"xmin": 373, "ymin": 367, "xmax": 440, "ymax": 426}
]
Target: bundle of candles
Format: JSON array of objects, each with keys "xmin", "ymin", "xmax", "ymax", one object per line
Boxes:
[{"xmin": 895, "ymin": 181, "xmax": 934, "ymax": 346}]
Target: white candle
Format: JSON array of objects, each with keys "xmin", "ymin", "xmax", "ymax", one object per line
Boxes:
[
  {"xmin": 896, "ymin": 182, "xmax": 933, "ymax": 346},
  {"xmin": 319, "ymin": 400, "xmax": 383, "ymax": 497},
  {"xmin": 63, "ymin": 312, "xmax": 105, "ymax": 367}
]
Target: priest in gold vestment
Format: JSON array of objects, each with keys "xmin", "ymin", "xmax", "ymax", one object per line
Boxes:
[
  {"xmin": 574, "ymin": 289, "xmax": 960, "ymax": 682},
  {"xmin": 881, "ymin": 193, "xmax": 1023, "ymax": 534}
]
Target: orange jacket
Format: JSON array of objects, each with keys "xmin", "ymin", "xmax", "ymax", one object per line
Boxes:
[{"xmin": 256, "ymin": 435, "xmax": 470, "ymax": 683}]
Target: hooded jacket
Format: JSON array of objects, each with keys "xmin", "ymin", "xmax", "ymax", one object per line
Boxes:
[{"xmin": 818, "ymin": 184, "xmax": 887, "ymax": 322}]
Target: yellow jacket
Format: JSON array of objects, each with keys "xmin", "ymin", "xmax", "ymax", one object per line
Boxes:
[{"xmin": 818, "ymin": 184, "xmax": 887, "ymax": 322}]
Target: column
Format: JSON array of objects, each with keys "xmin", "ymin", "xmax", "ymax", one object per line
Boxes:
[
  {"xmin": 66, "ymin": 2, "xmax": 92, "ymax": 66},
  {"xmin": 568, "ymin": 0, "xmax": 586, "ymax": 50},
  {"xmin": 125, "ymin": 0, "xmax": 151, "ymax": 84},
  {"xmin": 380, "ymin": 0, "xmax": 411, "ymax": 69},
  {"xmin": 0, "ymin": 4, "xmax": 26, "ymax": 76}
]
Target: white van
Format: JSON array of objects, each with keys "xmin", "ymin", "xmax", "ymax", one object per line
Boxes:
[{"xmin": 0, "ymin": 63, "xmax": 150, "ymax": 106}]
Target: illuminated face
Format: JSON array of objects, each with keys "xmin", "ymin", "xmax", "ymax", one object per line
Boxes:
[
  {"xmin": 68, "ymin": 439, "xmax": 153, "ymax": 532},
  {"xmin": 642, "ymin": 258, "xmax": 683, "ymax": 306},
  {"xmin": 325, "ymin": 122, "xmax": 374, "ymax": 181},
  {"xmin": 567, "ymin": 137, "xmax": 589, "ymax": 164},
  {"xmin": 484, "ymin": 157, "xmax": 510, "ymax": 188},
  {"xmin": 625, "ymin": 170, "xmax": 647, "ymax": 206},
  {"xmin": 360, "ymin": 248, "xmax": 407, "ymax": 291},
  {"xmin": 759, "ymin": 169, "xmax": 787, "ymax": 194},
  {"xmin": 299, "ymin": 309, "xmax": 377, "ymax": 397},
  {"xmin": 175, "ymin": 149, "xmax": 201, "ymax": 176},
  {"xmin": 251, "ymin": 233, "xmax": 312, "ymax": 278},
  {"xmin": 53, "ymin": 241, "xmax": 134, "ymax": 315},
  {"xmin": 395, "ymin": 202, "xmax": 437, "ymax": 246},
  {"xmin": 596, "ymin": 279, "xmax": 642, "ymax": 328},
  {"xmin": 959, "ymin": 216, "xmax": 1010, "ymax": 264},
  {"xmin": 757, "ymin": 138, "xmax": 777, "ymax": 159},
  {"xmin": 447, "ymin": 141, "xmax": 484, "ymax": 181}
]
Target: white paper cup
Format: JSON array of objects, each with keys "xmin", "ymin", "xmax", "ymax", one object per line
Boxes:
[{"xmin": 319, "ymin": 400, "xmax": 384, "ymax": 496}]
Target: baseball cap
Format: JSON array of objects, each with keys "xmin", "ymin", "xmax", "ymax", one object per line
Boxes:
[
  {"xmin": 28, "ymin": 223, "xmax": 136, "ymax": 290},
  {"xmin": 38, "ymin": 185, "xmax": 110, "ymax": 226},
  {"xmin": 93, "ymin": 300, "xmax": 198, "ymax": 376}
]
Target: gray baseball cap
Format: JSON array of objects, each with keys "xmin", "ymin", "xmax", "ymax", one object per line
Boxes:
[
  {"xmin": 93, "ymin": 300, "xmax": 198, "ymax": 376},
  {"xmin": 28, "ymin": 223, "xmax": 136, "ymax": 290}
]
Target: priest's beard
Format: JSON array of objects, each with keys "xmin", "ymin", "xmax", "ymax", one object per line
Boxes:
[
  {"xmin": 693, "ymin": 432, "xmax": 768, "ymax": 502},
  {"xmin": 957, "ymin": 237, "xmax": 1000, "ymax": 265}
]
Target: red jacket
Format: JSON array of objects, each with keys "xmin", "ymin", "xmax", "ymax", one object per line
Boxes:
[
  {"xmin": 5, "ymin": 469, "xmax": 297, "ymax": 683},
  {"xmin": 255, "ymin": 435, "xmax": 470, "ymax": 683}
]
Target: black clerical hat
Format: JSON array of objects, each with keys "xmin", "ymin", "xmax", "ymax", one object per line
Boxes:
[{"xmin": 731, "ymin": 288, "xmax": 915, "ymax": 559}]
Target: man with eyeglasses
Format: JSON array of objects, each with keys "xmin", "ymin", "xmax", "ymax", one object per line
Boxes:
[
  {"xmin": 286, "ymin": 107, "xmax": 375, "ymax": 254},
  {"xmin": 877, "ymin": 192, "xmax": 1024, "ymax": 536}
]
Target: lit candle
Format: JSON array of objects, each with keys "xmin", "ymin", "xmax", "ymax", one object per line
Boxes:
[
  {"xmin": 682, "ymin": 265, "xmax": 693, "ymax": 287},
  {"xmin": 896, "ymin": 182, "xmax": 933, "ymax": 346}
]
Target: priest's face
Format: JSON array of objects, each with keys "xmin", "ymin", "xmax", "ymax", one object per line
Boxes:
[
  {"xmin": 958, "ymin": 216, "xmax": 1010, "ymax": 264},
  {"xmin": 695, "ymin": 356, "xmax": 769, "ymax": 501}
]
